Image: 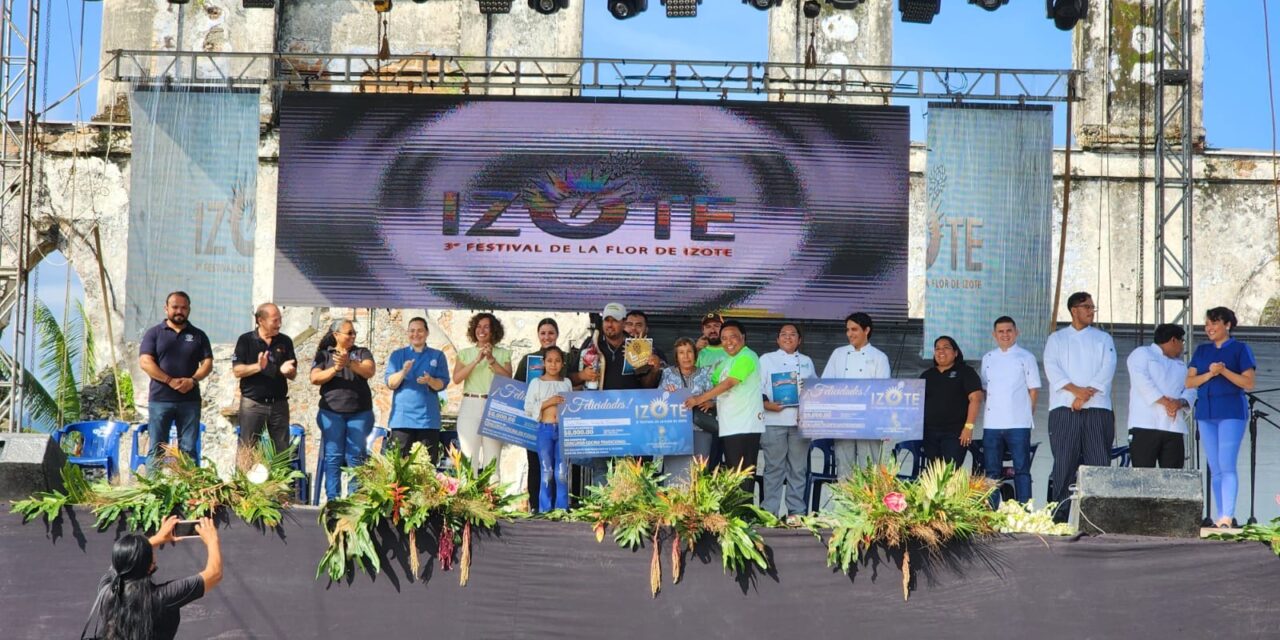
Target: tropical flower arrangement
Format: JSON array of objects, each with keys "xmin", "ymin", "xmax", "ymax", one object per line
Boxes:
[
  {"xmin": 10, "ymin": 442, "xmax": 303, "ymax": 531},
  {"xmin": 802, "ymin": 460, "xmax": 998, "ymax": 600},
  {"xmin": 575, "ymin": 457, "xmax": 777, "ymax": 597},
  {"xmin": 316, "ymin": 444, "xmax": 520, "ymax": 585},
  {"xmin": 1206, "ymin": 495, "xmax": 1280, "ymax": 556}
]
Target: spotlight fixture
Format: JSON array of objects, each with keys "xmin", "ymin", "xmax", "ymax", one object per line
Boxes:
[
  {"xmin": 742, "ymin": 0, "xmax": 781, "ymax": 10},
  {"xmin": 530, "ymin": 0, "xmax": 569, "ymax": 13},
  {"xmin": 607, "ymin": 0, "xmax": 647, "ymax": 19},
  {"xmin": 1048, "ymin": 0, "xmax": 1089, "ymax": 31},
  {"xmin": 373, "ymin": 0, "xmax": 392, "ymax": 12},
  {"xmin": 802, "ymin": 0, "xmax": 820, "ymax": 19},
  {"xmin": 661, "ymin": 0, "xmax": 699, "ymax": 17},
  {"xmin": 828, "ymin": 0, "xmax": 865, "ymax": 8},
  {"xmin": 969, "ymin": 0, "xmax": 1007, "ymax": 9},
  {"xmin": 898, "ymin": 0, "xmax": 940, "ymax": 24},
  {"xmin": 477, "ymin": 0, "xmax": 513, "ymax": 13},
  {"xmin": 166, "ymin": 0, "xmax": 189, "ymax": 4},
  {"xmin": 243, "ymin": 0, "xmax": 275, "ymax": 7}
]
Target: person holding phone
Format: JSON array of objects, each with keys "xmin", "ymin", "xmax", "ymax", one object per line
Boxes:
[{"xmin": 82, "ymin": 515, "xmax": 222, "ymax": 640}]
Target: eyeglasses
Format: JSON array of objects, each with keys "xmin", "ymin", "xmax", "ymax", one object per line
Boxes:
[{"xmin": 1072, "ymin": 304, "xmax": 1098, "ymax": 311}]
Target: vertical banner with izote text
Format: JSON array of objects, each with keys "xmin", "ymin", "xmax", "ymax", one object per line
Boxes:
[
  {"xmin": 923, "ymin": 104, "xmax": 1053, "ymax": 360},
  {"xmin": 126, "ymin": 87, "xmax": 259, "ymax": 343}
]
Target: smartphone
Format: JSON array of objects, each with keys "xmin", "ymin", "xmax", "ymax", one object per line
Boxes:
[{"xmin": 172, "ymin": 520, "xmax": 200, "ymax": 539}]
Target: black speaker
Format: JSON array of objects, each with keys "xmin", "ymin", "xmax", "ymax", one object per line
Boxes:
[
  {"xmin": 0, "ymin": 433, "xmax": 67, "ymax": 501},
  {"xmin": 1069, "ymin": 466, "xmax": 1203, "ymax": 538}
]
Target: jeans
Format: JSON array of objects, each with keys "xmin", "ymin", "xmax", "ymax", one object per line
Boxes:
[
  {"xmin": 983, "ymin": 428, "xmax": 1032, "ymax": 505},
  {"xmin": 147, "ymin": 401, "xmax": 201, "ymax": 468},
  {"xmin": 537, "ymin": 422, "xmax": 569, "ymax": 512},
  {"xmin": 1199, "ymin": 418, "xmax": 1247, "ymax": 522},
  {"xmin": 761, "ymin": 424, "xmax": 810, "ymax": 517},
  {"xmin": 318, "ymin": 409, "xmax": 375, "ymax": 500}
]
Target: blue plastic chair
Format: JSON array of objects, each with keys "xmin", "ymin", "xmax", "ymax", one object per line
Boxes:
[
  {"xmin": 129, "ymin": 422, "xmax": 207, "ymax": 473},
  {"xmin": 54, "ymin": 420, "xmax": 130, "ymax": 481},
  {"xmin": 891, "ymin": 439, "xmax": 926, "ymax": 481},
  {"xmin": 312, "ymin": 425, "xmax": 387, "ymax": 505},
  {"xmin": 804, "ymin": 439, "xmax": 838, "ymax": 513}
]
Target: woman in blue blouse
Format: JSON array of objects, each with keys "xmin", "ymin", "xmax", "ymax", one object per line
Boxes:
[{"xmin": 1186, "ymin": 307, "xmax": 1257, "ymax": 528}]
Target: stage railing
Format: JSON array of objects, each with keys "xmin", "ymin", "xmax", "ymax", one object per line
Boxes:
[{"xmin": 107, "ymin": 50, "xmax": 1079, "ymax": 103}]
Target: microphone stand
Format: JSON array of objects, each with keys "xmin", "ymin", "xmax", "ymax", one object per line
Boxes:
[{"xmin": 1244, "ymin": 389, "xmax": 1280, "ymax": 525}]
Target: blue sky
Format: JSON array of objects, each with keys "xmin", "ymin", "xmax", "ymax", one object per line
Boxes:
[{"xmin": 23, "ymin": 0, "xmax": 1280, "ymax": 352}]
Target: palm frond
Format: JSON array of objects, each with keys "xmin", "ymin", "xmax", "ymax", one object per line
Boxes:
[
  {"xmin": 77, "ymin": 300, "xmax": 96, "ymax": 385},
  {"xmin": 32, "ymin": 299, "xmax": 80, "ymax": 423}
]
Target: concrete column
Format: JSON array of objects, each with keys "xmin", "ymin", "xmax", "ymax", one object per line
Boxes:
[
  {"xmin": 767, "ymin": 1, "xmax": 892, "ymax": 104},
  {"xmin": 97, "ymin": 0, "xmax": 278, "ymax": 122},
  {"xmin": 1073, "ymin": 0, "xmax": 1205, "ymax": 148}
]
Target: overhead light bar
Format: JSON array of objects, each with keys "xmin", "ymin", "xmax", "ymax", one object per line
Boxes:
[
  {"xmin": 661, "ymin": 0, "xmax": 699, "ymax": 18},
  {"xmin": 607, "ymin": 0, "xmax": 647, "ymax": 19},
  {"xmin": 899, "ymin": 0, "xmax": 940, "ymax": 24},
  {"xmin": 478, "ymin": 0, "xmax": 513, "ymax": 13},
  {"xmin": 530, "ymin": 0, "xmax": 569, "ymax": 13}
]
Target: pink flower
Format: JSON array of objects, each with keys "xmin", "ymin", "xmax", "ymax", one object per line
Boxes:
[
  {"xmin": 437, "ymin": 472, "xmax": 461, "ymax": 496},
  {"xmin": 883, "ymin": 492, "xmax": 907, "ymax": 513}
]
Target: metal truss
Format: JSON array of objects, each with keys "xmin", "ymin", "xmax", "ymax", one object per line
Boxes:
[
  {"xmin": 0, "ymin": 0, "xmax": 37, "ymax": 431},
  {"xmin": 1152, "ymin": 0, "xmax": 1194, "ymax": 350},
  {"xmin": 108, "ymin": 50, "xmax": 1078, "ymax": 103}
]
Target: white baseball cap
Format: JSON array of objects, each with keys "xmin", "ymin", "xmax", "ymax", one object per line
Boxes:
[{"xmin": 602, "ymin": 302, "xmax": 627, "ymax": 321}]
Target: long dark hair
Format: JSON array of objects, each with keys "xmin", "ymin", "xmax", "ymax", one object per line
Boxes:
[{"xmin": 91, "ymin": 534, "xmax": 157, "ymax": 640}]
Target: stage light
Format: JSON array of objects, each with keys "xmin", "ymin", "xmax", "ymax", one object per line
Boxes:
[
  {"xmin": 969, "ymin": 0, "xmax": 1007, "ymax": 10},
  {"xmin": 530, "ymin": 0, "xmax": 568, "ymax": 13},
  {"xmin": 477, "ymin": 0, "xmax": 513, "ymax": 13},
  {"xmin": 607, "ymin": 0, "xmax": 647, "ymax": 19},
  {"xmin": 742, "ymin": 0, "xmax": 781, "ymax": 10},
  {"xmin": 1048, "ymin": 0, "xmax": 1089, "ymax": 30},
  {"xmin": 828, "ymin": 0, "xmax": 865, "ymax": 8},
  {"xmin": 242, "ymin": 0, "xmax": 275, "ymax": 7},
  {"xmin": 373, "ymin": 0, "xmax": 392, "ymax": 12},
  {"xmin": 898, "ymin": 0, "xmax": 940, "ymax": 24},
  {"xmin": 166, "ymin": 0, "xmax": 189, "ymax": 4},
  {"xmin": 802, "ymin": 0, "xmax": 820, "ymax": 19},
  {"xmin": 661, "ymin": 0, "xmax": 699, "ymax": 17}
]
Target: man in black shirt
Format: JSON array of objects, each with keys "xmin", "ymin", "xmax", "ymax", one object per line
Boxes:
[
  {"xmin": 138, "ymin": 291, "xmax": 213, "ymax": 467},
  {"xmin": 232, "ymin": 302, "xmax": 298, "ymax": 453}
]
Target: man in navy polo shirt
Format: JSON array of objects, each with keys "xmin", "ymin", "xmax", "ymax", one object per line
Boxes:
[
  {"xmin": 232, "ymin": 302, "xmax": 298, "ymax": 454},
  {"xmin": 138, "ymin": 291, "xmax": 213, "ymax": 467}
]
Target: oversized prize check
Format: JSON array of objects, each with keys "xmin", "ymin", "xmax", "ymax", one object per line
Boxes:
[
  {"xmin": 798, "ymin": 378, "xmax": 925, "ymax": 440},
  {"xmin": 559, "ymin": 388, "xmax": 694, "ymax": 459},
  {"xmin": 477, "ymin": 377, "xmax": 540, "ymax": 450}
]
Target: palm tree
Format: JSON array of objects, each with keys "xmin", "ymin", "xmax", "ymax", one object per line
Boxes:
[{"xmin": 13, "ymin": 298, "xmax": 133, "ymax": 432}]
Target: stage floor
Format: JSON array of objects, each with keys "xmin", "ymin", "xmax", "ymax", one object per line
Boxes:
[{"xmin": 2, "ymin": 508, "xmax": 1278, "ymax": 639}]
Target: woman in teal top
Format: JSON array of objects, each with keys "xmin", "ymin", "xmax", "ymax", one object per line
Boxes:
[{"xmin": 386, "ymin": 317, "xmax": 450, "ymax": 463}]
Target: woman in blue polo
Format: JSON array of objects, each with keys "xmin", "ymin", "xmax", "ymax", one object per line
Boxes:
[
  {"xmin": 1186, "ymin": 307, "xmax": 1257, "ymax": 528},
  {"xmin": 386, "ymin": 316, "xmax": 451, "ymax": 464}
]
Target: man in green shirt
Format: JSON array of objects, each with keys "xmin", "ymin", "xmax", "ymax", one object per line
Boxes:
[
  {"xmin": 684, "ymin": 320, "xmax": 765, "ymax": 492},
  {"xmin": 695, "ymin": 313, "xmax": 728, "ymax": 369}
]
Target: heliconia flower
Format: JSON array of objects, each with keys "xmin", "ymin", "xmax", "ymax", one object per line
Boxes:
[{"xmin": 883, "ymin": 492, "xmax": 908, "ymax": 513}]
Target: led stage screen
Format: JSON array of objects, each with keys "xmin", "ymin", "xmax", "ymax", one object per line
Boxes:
[{"xmin": 276, "ymin": 93, "xmax": 909, "ymax": 320}]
